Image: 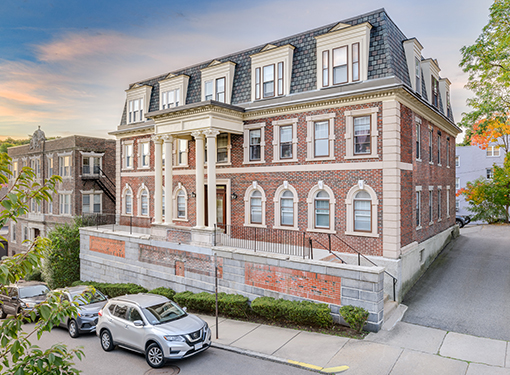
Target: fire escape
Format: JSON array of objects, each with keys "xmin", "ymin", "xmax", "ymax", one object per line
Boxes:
[{"xmin": 81, "ymin": 165, "xmax": 116, "ymax": 205}]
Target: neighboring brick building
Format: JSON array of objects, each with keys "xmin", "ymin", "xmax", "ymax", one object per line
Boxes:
[
  {"xmin": 85, "ymin": 8, "xmax": 460, "ymax": 309},
  {"xmin": 455, "ymin": 145, "xmax": 505, "ymax": 221},
  {"xmin": 7, "ymin": 128, "xmax": 116, "ymax": 255}
]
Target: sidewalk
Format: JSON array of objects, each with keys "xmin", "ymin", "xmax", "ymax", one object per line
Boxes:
[{"xmin": 199, "ymin": 314, "xmax": 510, "ymax": 374}]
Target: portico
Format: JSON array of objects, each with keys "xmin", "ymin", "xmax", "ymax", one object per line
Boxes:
[{"xmin": 148, "ymin": 101, "xmax": 245, "ymax": 231}]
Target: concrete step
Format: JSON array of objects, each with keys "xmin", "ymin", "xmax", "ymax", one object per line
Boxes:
[{"xmin": 382, "ymin": 294, "xmax": 408, "ymax": 331}]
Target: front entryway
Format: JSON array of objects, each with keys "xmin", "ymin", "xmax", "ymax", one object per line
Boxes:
[{"xmin": 205, "ymin": 185, "xmax": 226, "ymax": 228}]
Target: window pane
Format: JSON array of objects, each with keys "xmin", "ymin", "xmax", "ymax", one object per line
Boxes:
[
  {"xmin": 263, "ymin": 65, "xmax": 274, "ymax": 97},
  {"xmin": 354, "ymin": 116, "xmax": 371, "ymax": 154},
  {"xmin": 333, "ymin": 66, "xmax": 347, "ymax": 84},
  {"xmin": 333, "ymin": 47, "xmax": 347, "ymax": 66},
  {"xmin": 205, "ymin": 80, "xmax": 213, "ymax": 100},
  {"xmin": 281, "ymin": 197, "xmax": 293, "ymax": 226},
  {"xmin": 322, "ymin": 50, "xmax": 329, "ymax": 86},
  {"xmin": 177, "ymin": 196, "xmax": 185, "ymax": 217},
  {"xmin": 216, "ymin": 78, "xmax": 225, "ymax": 102},
  {"xmin": 249, "ymin": 129, "xmax": 261, "ymax": 161},
  {"xmin": 250, "ymin": 197, "xmax": 262, "ymax": 224},
  {"xmin": 333, "ymin": 47, "xmax": 347, "ymax": 84},
  {"xmin": 315, "ymin": 121, "xmax": 328, "ymax": 139},
  {"xmin": 315, "ymin": 121, "xmax": 329, "ymax": 157}
]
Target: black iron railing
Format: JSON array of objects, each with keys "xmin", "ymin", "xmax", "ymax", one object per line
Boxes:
[{"xmin": 81, "ymin": 213, "xmax": 116, "ymax": 229}]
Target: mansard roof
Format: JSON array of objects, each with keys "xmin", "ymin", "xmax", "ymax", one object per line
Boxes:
[{"xmin": 119, "ymin": 8, "xmax": 453, "ymax": 126}]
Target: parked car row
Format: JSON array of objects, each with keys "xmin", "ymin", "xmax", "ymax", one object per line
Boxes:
[{"xmin": 0, "ymin": 280, "xmax": 211, "ymax": 368}]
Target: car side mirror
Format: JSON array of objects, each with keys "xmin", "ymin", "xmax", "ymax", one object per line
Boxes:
[{"xmin": 133, "ymin": 320, "xmax": 144, "ymax": 327}]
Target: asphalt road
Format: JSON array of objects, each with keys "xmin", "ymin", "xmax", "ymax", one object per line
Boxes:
[
  {"xmin": 20, "ymin": 323, "xmax": 315, "ymax": 375},
  {"xmin": 403, "ymin": 225, "xmax": 510, "ymax": 341}
]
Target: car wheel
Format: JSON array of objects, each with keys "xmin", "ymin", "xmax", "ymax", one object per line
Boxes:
[
  {"xmin": 146, "ymin": 343, "xmax": 165, "ymax": 368},
  {"xmin": 0, "ymin": 306, "xmax": 7, "ymax": 319},
  {"xmin": 456, "ymin": 219, "xmax": 464, "ymax": 228},
  {"xmin": 68, "ymin": 319, "xmax": 80, "ymax": 338},
  {"xmin": 100, "ymin": 329, "xmax": 115, "ymax": 352}
]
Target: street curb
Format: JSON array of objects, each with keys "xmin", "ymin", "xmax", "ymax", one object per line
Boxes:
[{"xmin": 210, "ymin": 342, "xmax": 325, "ymax": 373}]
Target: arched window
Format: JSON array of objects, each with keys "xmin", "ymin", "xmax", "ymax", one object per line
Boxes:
[
  {"xmin": 250, "ymin": 190, "xmax": 262, "ymax": 224},
  {"xmin": 125, "ymin": 190, "xmax": 132, "ymax": 215},
  {"xmin": 177, "ymin": 190, "xmax": 186, "ymax": 218},
  {"xmin": 345, "ymin": 183, "xmax": 378, "ymax": 237},
  {"xmin": 280, "ymin": 191, "xmax": 294, "ymax": 226},
  {"xmin": 314, "ymin": 191, "xmax": 330, "ymax": 228},
  {"xmin": 140, "ymin": 189, "xmax": 149, "ymax": 216},
  {"xmin": 354, "ymin": 191, "xmax": 371, "ymax": 231},
  {"xmin": 244, "ymin": 182, "xmax": 266, "ymax": 227}
]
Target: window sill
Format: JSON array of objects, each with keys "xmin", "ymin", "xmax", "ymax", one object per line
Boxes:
[
  {"xmin": 438, "ymin": 164, "xmax": 442, "ymax": 167},
  {"xmin": 121, "ymin": 214, "xmax": 133, "ymax": 217},
  {"xmin": 416, "ymin": 158, "xmax": 422, "ymax": 162},
  {"xmin": 429, "ymin": 221, "xmax": 434, "ymax": 226},
  {"xmin": 416, "ymin": 225, "xmax": 422, "ymax": 230},
  {"xmin": 306, "ymin": 228, "xmax": 336, "ymax": 234},
  {"xmin": 122, "ymin": 168, "xmax": 134, "ymax": 171},
  {"xmin": 429, "ymin": 162, "xmax": 434, "ymax": 165},
  {"xmin": 138, "ymin": 166, "xmax": 150, "ymax": 170},
  {"xmin": 345, "ymin": 154, "xmax": 379, "ymax": 160},
  {"xmin": 172, "ymin": 165, "xmax": 189, "ymax": 169},
  {"xmin": 243, "ymin": 160, "xmax": 266, "ymax": 165},
  {"xmin": 446, "ymin": 166, "xmax": 450, "ymax": 169},
  {"xmin": 273, "ymin": 225, "xmax": 300, "ymax": 231},
  {"xmin": 272, "ymin": 159, "xmax": 298, "ymax": 163},
  {"xmin": 305, "ymin": 157, "xmax": 335, "ymax": 162},
  {"xmin": 173, "ymin": 218, "xmax": 189, "ymax": 222},
  {"xmin": 437, "ymin": 219, "xmax": 442, "ymax": 222},
  {"xmin": 243, "ymin": 224, "xmax": 267, "ymax": 229},
  {"xmin": 345, "ymin": 231, "xmax": 379, "ymax": 238}
]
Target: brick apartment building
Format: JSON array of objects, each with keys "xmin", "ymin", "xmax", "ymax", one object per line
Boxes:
[
  {"xmin": 7, "ymin": 128, "xmax": 116, "ymax": 255},
  {"xmin": 80, "ymin": 9, "xmax": 460, "ymax": 328}
]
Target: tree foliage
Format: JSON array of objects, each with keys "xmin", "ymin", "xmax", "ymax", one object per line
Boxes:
[
  {"xmin": 0, "ymin": 139, "xmax": 30, "ymax": 155},
  {"xmin": 0, "ymin": 153, "xmax": 84, "ymax": 374},
  {"xmin": 42, "ymin": 219, "xmax": 82, "ymax": 289},
  {"xmin": 459, "ymin": 0, "xmax": 510, "ymax": 139},
  {"xmin": 470, "ymin": 118, "xmax": 510, "ymax": 153},
  {"xmin": 458, "ymin": 155, "xmax": 510, "ymax": 223}
]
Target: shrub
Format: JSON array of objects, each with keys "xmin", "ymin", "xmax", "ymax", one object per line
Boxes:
[
  {"xmin": 251, "ymin": 297, "xmax": 333, "ymax": 328},
  {"xmin": 174, "ymin": 291, "xmax": 250, "ymax": 318},
  {"xmin": 42, "ymin": 219, "xmax": 82, "ymax": 288},
  {"xmin": 149, "ymin": 287, "xmax": 176, "ymax": 301},
  {"xmin": 25, "ymin": 269, "xmax": 43, "ymax": 281},
  {"xmin": 71, "ymin": 281, "xmax": 147, "ymax": 297},
  {"xmin": 339, "ymin": 305, "xmax": 369, "ymax": 333}
]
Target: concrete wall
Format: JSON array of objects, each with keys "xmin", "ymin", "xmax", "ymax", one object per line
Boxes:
[{"xmin": 80, "ymin": 227, "xmax": 385, "ymax": 332}]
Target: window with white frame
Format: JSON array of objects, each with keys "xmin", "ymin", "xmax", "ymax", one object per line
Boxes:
[
  {"xmin": 204, "ymin": 80, "xmax": 214, "ymax": 100},
  {"xmin": 437, "ymin": 188, "xmax": 442, "ymax": 221},
  {"xmin": 315, "ymin": 22, "xmax": 371, "ymax": 88},
  {"xmin": 273, "ymin": 182, "xmax": 298, "ymax": 230},
  {"xmin": 138, "ymin": 186, "xmax": 149, "ymax": 216},
  {"xmin": 456, "ymin": 178, "xmax": 460, "ymax": 191},
  {"xmin": 244, "ymin": 182, "xmax": 266, "ymax": 227},
  {"xmin": 139, "ymin": 141, "xmax": 150, "ymax": 168},
  {"xmin": 429, "ymin": 128, "xmax": 433, "ymax": 163},
  {"xmin": 173, "ymin": 185, "xmax": 188, "ymax": 220},
  {"xmin": 23, "ymin": 226, "xmax": 28, "ymax": 242},
  {"xmin": 416, "ymin": 120, "xmax": 421, "ymax": 160},
  {"xmin": 306, "ymin": 113, "xmax": 336, "ymax": 161},
  {"xmin": 243, "ymin": 123, "xmax": 265, "ymax": 164},
  {"xmin": 48, "ymin": 195, "xmax": 53, "ymax": 214},
  {"xmin": 416, "ymin": 189, "xmax": 422, "ymax": 228},
  {"xmin": 345, "ymin": 183, "xmax": 378, "ymax": 237},
  {"xmin": 128, "ymin": 98, "xmax": 143, "ymax": 123},
  {"xmin": 415, "ymin": 57, "xmax": 421, "ymax": 92},
  {"xmin": 47, "ymin": 157, "xmax": 54, "ymax": 176},
  {"xmin": 205, "ymin": 133, "xmax": 230, "ymax": 164},
  {"xmin": 428, "ymin": 188, "xmax": 433, "ymax": 224},
  {"xmin": 30, "ymin": 158, "xmax": 40, "ymax": 178},
  {"xmin": 59, "ymin": 194, "xmax": 71, "ymax": 215},
  {"xmin": 200, "ymin": 61, "xmax": 235, "ymax": 104},
  {"xmin": 487, "ymin": 146, "xmax": 500, "ymax": 157},
  {"xmin": 314, "ymin": 191, "xmax": 330, "ymax": 229},
  {"xmin": 354, "ymin": 191, "xmax": 371, "ymax": 232},
  {"xmin": 123, "ymin": 186, "xmax": 133, "ymax": 215},
  {"xmin": 431, "ymin": 76, "xmax": 439, "ymax": 107},
  {"xmin": 12, "ymin": 160, "xmax": 18, "ymax": 179},
  {"xmin": 11, "ymin": 222, "xmax": 16, "ymax": 243},
  {"xmin": 307, "ymin": 182, "xmax": 336, "ymax": 233},
  {"xmin": 250, "ymin": 44, "xmax": 294, "ymax": 101},
  {"xmin": 446, "ymin": 138, "xmax": 450, "ymax": 167},
  {"xmin": 82, "ymin": 154, "xmax": 102, "ymax": 175},
  {"xmin": 272, "ymin": 119, "xmax": 298, "ymax": 163},
  {"xmin": 446, "ymin": 187, "xmax": 450, "ymax": 217},
  {"xmin": 174, "ymin": 139, "xmax": 188, "ymax": 167},
  {"xmin": 487, "ymin": 168, "xmax": 494, "ymax": 180},
  {"xmin": 280, "ymin": 191, "xmax": 294, "ymax": 227},
  {"xmin": 216, "ymin": 77, "xmax": 226, "ymax": 102},
  {"xmin": 82, "ymin": 193, "xmax": 102, "ymax": 214},
  {"xmin": 437, "ymin": 133, "xmax": 441, "ymax": 165},
  {"xmin": 161, "ymin": 88, "xmax": 180, "ymax": 109},
  {"xmin": 455, "ymin": 156, "xmax": 460, "ymax": 167},
  {"xmin": 345, "ymin": 107, "xmax": 379, "ymax": 159},
  {"xmin": 456, "ymin": 199, "xmax": 459, "ymax": 212},
  {"xmin": 124, "ymin": 142, "xmax": 133, "ymax": 169},
  {"xmin": 59, "ymin": 155, "xmax": 71, "ymax": 177}
]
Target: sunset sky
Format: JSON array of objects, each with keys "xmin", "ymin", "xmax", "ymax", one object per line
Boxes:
[{"xmin": 0, "ymin": 0, "xmax": 493, "ymax": 141}]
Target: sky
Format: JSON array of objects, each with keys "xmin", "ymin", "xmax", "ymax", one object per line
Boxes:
[{"xmin": 0, "ymin": 0, "xmax": 494, "ymax": 141}]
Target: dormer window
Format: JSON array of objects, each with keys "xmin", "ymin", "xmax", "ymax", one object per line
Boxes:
[
  {"xmin": 333, "ymin": 47, "xmax": 347, "ymax": 84},
  {"xmin": 216, "ymin": 77, "xmax": 225, "ymax": 102},
  {"xmin": 403, "ymin": 38, "xmax": 423, "ymax": 94},
  {"xmin": 432, "ymin": 77, "xmax": 439, "ymax": 107},
  {"xmin": 200, "ymin": 61, "xmax": 235, "ymax": 104},
  {"xmin": 128, "ymin": 98, "xmax": 143, "ymax": 123},
  {"xmin": 205, "ymin": 80, "xmax": 213, "ymax": 100},
  {"xmin": 162, "ymin": 88, "xmax": 180, "ymax": 109},
  {"xmin": 250, "ymin": 44, "xmax": 294, "ymax": 101},
  {"xmin": 415, "ymin": 57, "xmax": 421, "ymax": 92},
  {"xmin": 126, "ymin": 84, "xmax": 151, "ymax": 124},
  {"xmin": 158, "ymin": 74, "xmax": 189, "ymax": 111}
]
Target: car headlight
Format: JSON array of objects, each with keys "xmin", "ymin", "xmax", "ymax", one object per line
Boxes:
[
  {"xmin": 78, "ymin": 312, "xmax": 95, "ymax": 318},
  {"xmin": 164, "ymin": 335, "xmax": 186, "ymax": 342}
]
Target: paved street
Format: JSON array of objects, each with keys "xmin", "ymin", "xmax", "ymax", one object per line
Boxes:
[{"xmin": 403, "ymin": 225, "xmax": 510, "ymax": 341}]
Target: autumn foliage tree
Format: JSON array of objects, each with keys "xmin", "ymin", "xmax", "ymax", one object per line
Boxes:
[{"xmin": 469, "ymin": 117, "xmax": 510, "ymax": 153}]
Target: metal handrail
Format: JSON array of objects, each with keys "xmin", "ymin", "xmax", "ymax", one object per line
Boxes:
[{"xmin": 310, "ymin": 238, "xmax": 346, "ymax": 264}]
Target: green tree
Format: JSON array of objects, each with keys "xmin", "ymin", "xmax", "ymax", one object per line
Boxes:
[
  {"xmin": 0, "ymin": 153, "xmax": 84, "ymax": 374},
  {"xmin": 0, "ymin": 138, "xmax": 30, "ymax": 154},
  {"xmin": 42, "ymin": 219, "xmax": 81, "ymax": 289},
  {"xmin": 459, "ymin": 0, "xmax": 510, "ymax": 131}
]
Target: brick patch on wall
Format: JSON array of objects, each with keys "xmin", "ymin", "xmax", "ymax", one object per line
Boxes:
[
  {"xmin": 167, "ymin": 228, "xmax": 192, "ymax": 244},
  {"xmin": 90, "ymin": 236, "xmax": 125, "ymax": 258},
  {"xmin": 245, "ymin": 263, "xmax": 341, "ymax": 305},
  {"xmin": 139, "ymin": 244, "xmax": 222, "ymax": 278}
]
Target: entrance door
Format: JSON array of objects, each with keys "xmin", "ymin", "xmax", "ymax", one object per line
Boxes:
[{"xmin": 205, "ymin": 185, "xmax": 227, "ymax": 228}]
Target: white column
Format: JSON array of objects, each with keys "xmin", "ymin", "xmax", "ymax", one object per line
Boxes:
[
  {"xmin": 163, "ymin": 135, "xmax": 173, "ymax": 224},
  {"xmin": 152, "ymin": 135, "xmax": 163, "ymax": 224},
  {"xmin": 192, "ymin": 131, "xmax": 206, "ymax": 228},
  {"xmin": 205, "ymin": 129, "xmax": 220, "ymax": 229}
]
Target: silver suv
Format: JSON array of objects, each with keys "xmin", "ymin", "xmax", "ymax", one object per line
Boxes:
[{"xmin": 96, "ymin": 293, "xmax": 211, "ymax": 368}]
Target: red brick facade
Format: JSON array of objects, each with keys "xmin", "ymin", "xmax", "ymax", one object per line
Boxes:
[{"xmin": 90, "ymin": 236, "xmax": 125, "ymax": 257}]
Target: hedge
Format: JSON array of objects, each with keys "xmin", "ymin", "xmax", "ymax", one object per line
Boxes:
[
  {"xmin": 174, "ymin": 291, "xmax": 250, "ymax": 318},
  {"xmin": 251, "ymin": 297, "xmax": 333, "ymax": 328},
  {"xmin": 148, "ymin": 287, "xmax": 176, "ymax": 301},
  {"xmin": 71, "ymin": 281, "xmax": 148, "ymax": 297}
]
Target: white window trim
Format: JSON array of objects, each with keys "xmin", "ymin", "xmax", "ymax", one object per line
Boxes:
[
  {"xmin": 345, "ymin": 182, "xmax": 379, "ymax": 238},
  {"xmin": 273, "ymin": 182, "xmax": 299, "ymax": 230},
  {"xmin": 455, "ymin": 155, "xmax": 460, "ymax": 167},
  {"xmin": 306, "ymin": 113, "xmax": 336, "ymax": 161},
  {"xmin": 80, "ymin": 152, "xmax": 104, "ymax": 176},
  {"xmin": 416, "ymin": 186, "xmax": 422, "ymax": 230},
  {"xmin": 200, "ymin": 61, "xmax": 236, "ymax": 104},
  {"xmin": 173, "ymin": 139, "xmax": 189, "ymax": 168},
  {"xmin": 11, "ymin": 158, "xmax": 19, "ymax": 180},
  {"xmin": 487, "ymin": 146, "xmax": 501, "ymax": 157},
  {"xmin": 173, "ymin": 183, "xmax": 189, "ymax": 222},
  {"xmin": 57, "ymin": 153, "xmax": 73, "ymax": 179},
  {"xmin": 437, "ymin": 186, "xmax": 442, "ymax": 222},
  {"xmin": 272, "ymin": 118, "xmax": 298, "ymax": 163},
  {"xmin": 446, "ymin": 185, "xmax": 451, "ymax": 218},
  {"xmin": 205, "ymin": 133, "xmax": 232, "ymax": 166},
  {"xmin": 81, "ymin": 189, "xmax": 103, "ymax": 214},
  {"xmin": 122, "ymin": 140, "xmax": 134, "ymax": 170},
  {"xmin": 121, "ymin": 184, "xmax": 133, "ymax": 216},
  {"xmin": 428, "ymin": 186, "xmax": 434, "ymax": 226},
  {"xmin": 10, "ymin": 222, "xmax": 16, "ymax": 243},
  {"xmin": 29, "ymin": 156, "xmax": 42, "ymax": 179},
  {"xmin": 243, "ymin": 123, "xmax": 266, "ymax": 164},
  {"xmin": 428, "ymin": 126, "xmax": 434, "ymax": 165},
  {"xmin": 57, "ymin": 191, "xmax": 73, "ymax": 217},
  {"xmin": 306, "ymin": 181, "xmax": 336, "ymax": 233},
  {"xmin": 126, "ymin": 84, "xmax": 151, "ymax": 124},
  {"xmin": 158, "ymin": 74, "xmax": 189, "ymax": 110},
  {"xmin": 456, "ymin": 178, "xmax": 460, "ymax": 191},
  {"xmin": 137, "ymin": 183, "xmax": 150, "ymax": 217},
  {"xmin": 138, "ymin": 139, "xmax": 151, "ymax": 169},
  {"xmin": 243, "ymin": 181, "xmax": 266, "ymax": 228},
  {"xmin": 345, "ymin": 107, "xmax": 379, "ymax": 159},
  {"xmin": 415, "ymin": 117, "xmax": 422, "ymax": 161}
]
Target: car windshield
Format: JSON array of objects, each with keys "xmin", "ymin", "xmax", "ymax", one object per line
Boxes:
[
  {"xmin": 71, "ymin": 290, "xmax": 107, "ymax": 306},
  {"xmin": 19, "ymin": 285, "xmax": 49, "ymax": 299},
  {"xmin": 142, "ymin": 301, "xmax": 186, "ymax": 325}
]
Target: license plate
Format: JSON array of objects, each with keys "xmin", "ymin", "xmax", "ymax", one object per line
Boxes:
[{"xmin": 195, "ymin": 342, "xmax": 203, "ymax": 350}]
